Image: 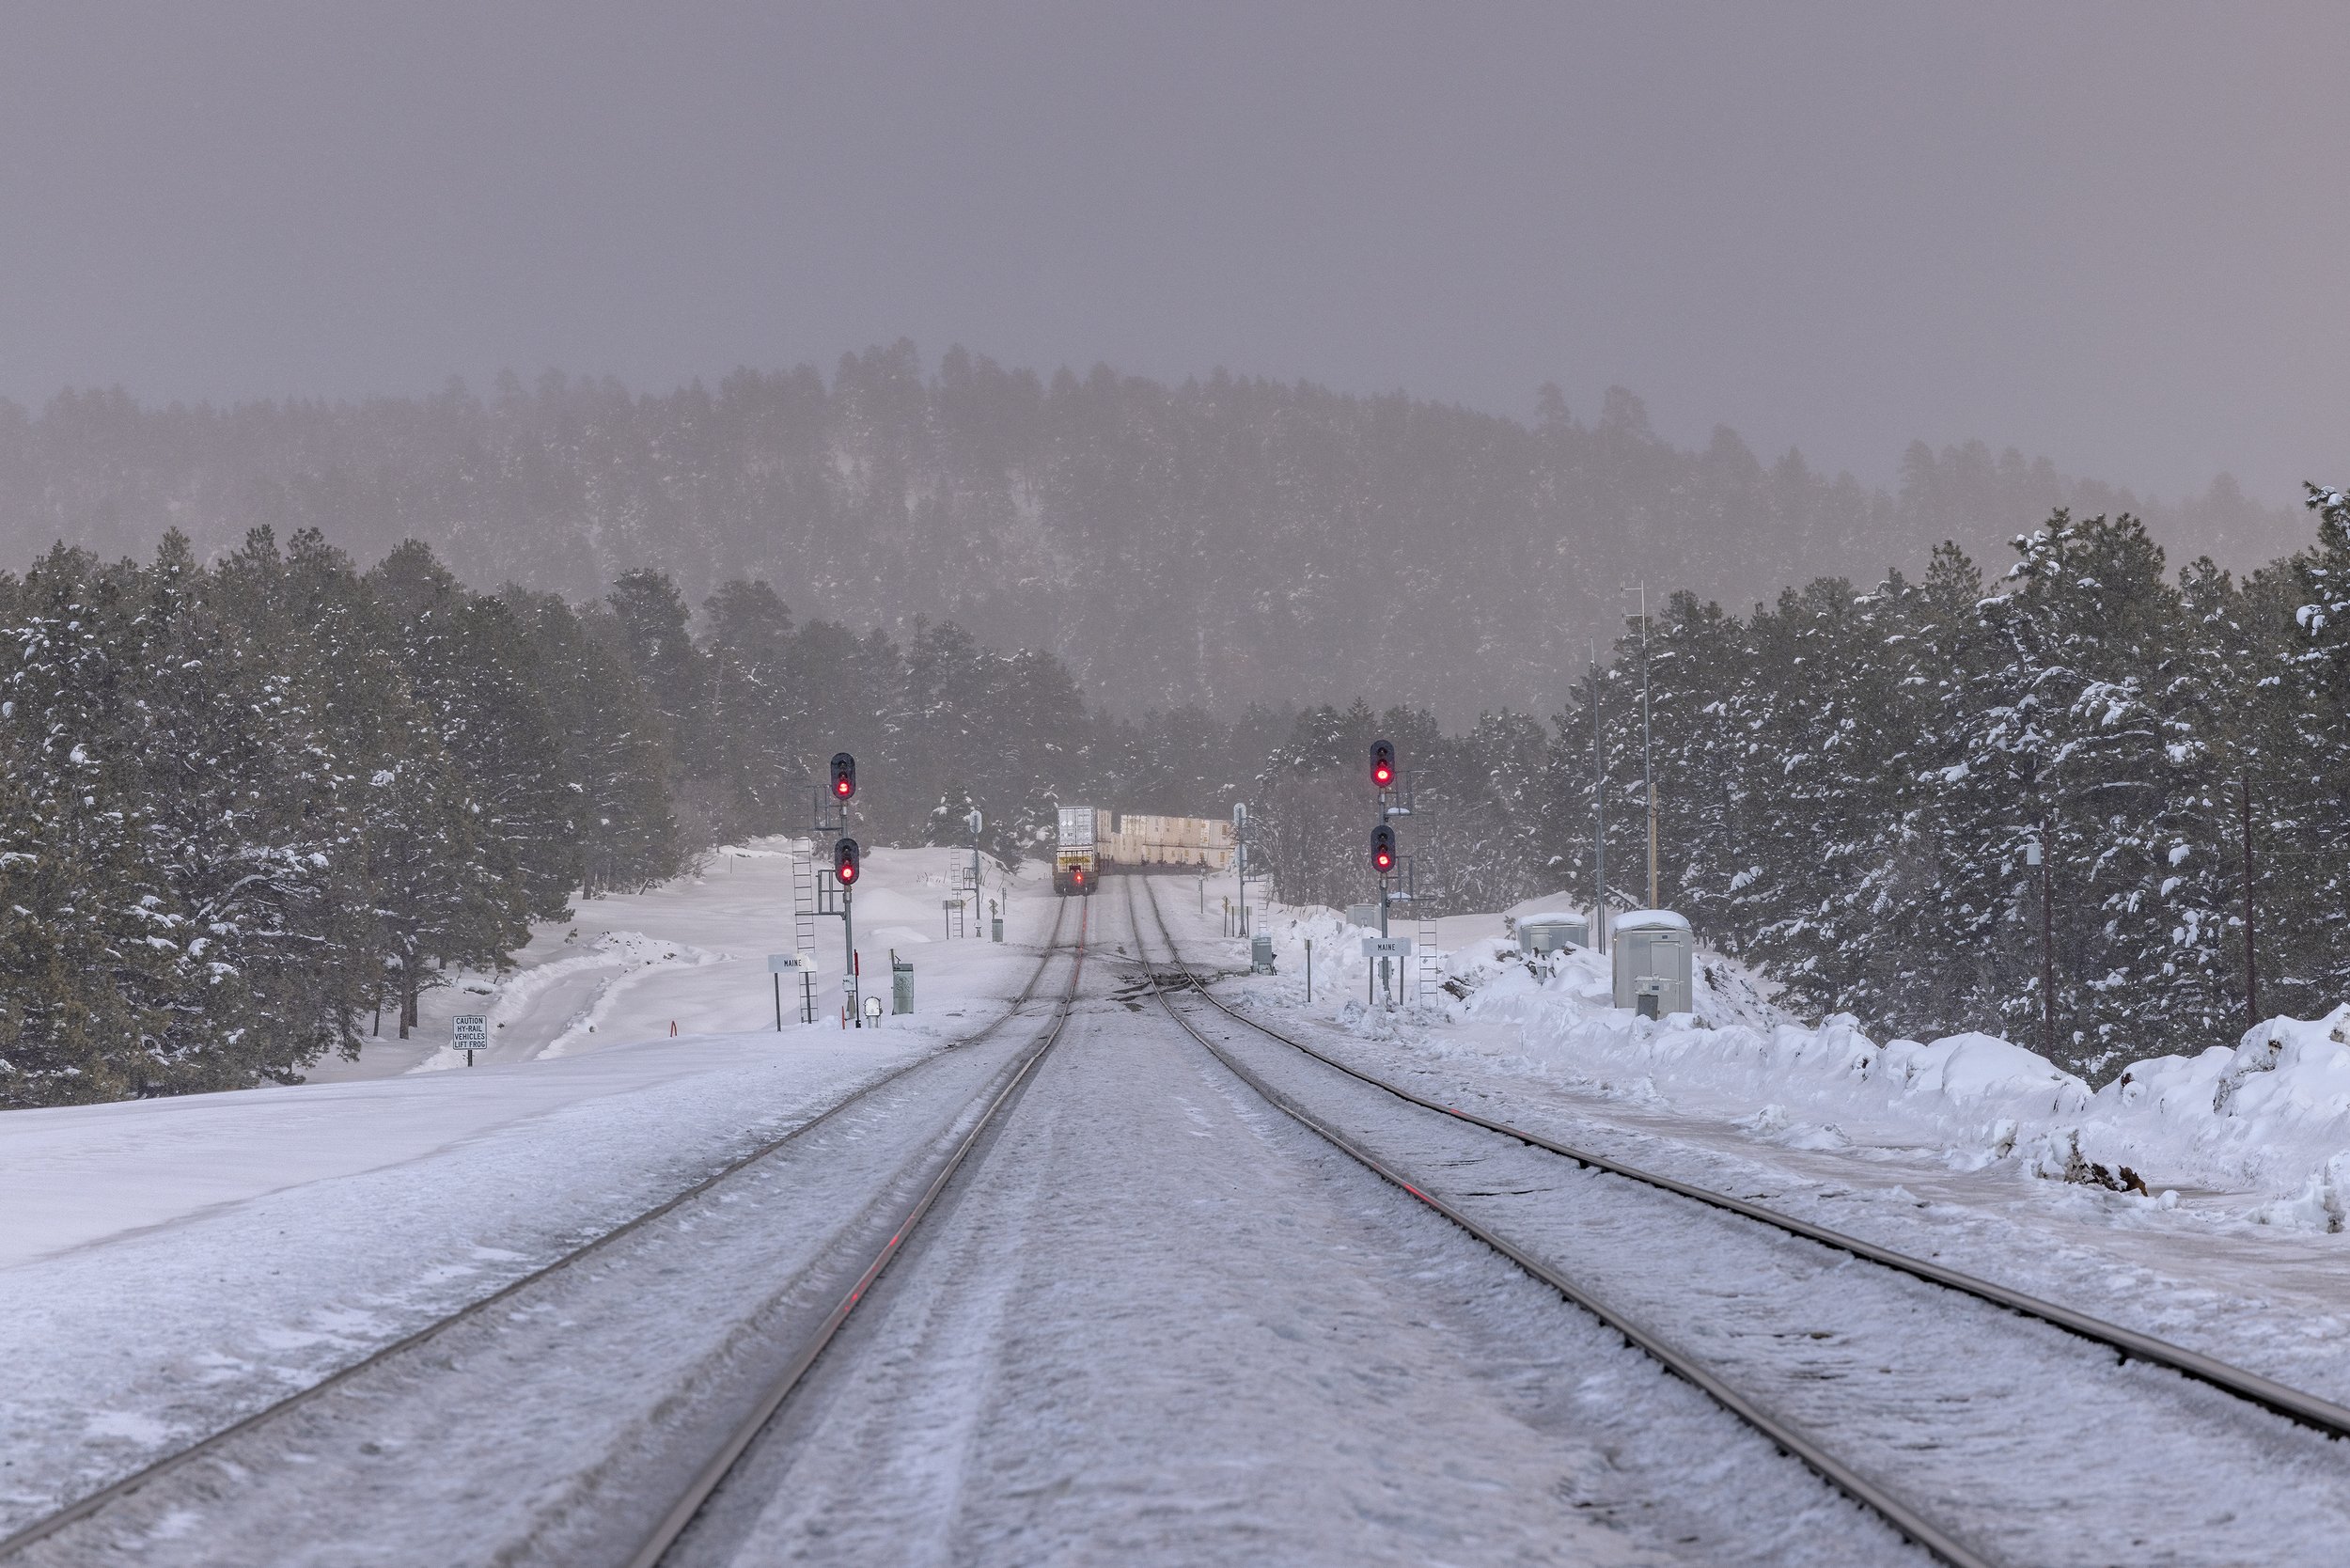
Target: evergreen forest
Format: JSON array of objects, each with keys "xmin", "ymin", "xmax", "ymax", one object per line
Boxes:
[{"xmin": 1248, "ymin": 490, "xmax": 2350, "ymax": 1084}]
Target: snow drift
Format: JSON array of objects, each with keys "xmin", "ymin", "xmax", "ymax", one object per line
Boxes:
[{"xmin": 1249, "ymin": 902, "xmax": 2350, "ymax": 1226}]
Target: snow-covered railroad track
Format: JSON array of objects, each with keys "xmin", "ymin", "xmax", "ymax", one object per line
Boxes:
[
  {"xmin": 619, "ymin": 901, "xmax": 1089, "ymax": 1568},
  {"xmin": 0, "ymin": 902, "xmax": 1086, "ymax": 1568},
  {"xmin": 1132, "ymin": 878, "xmax": 2350, "ymax": 1568}
]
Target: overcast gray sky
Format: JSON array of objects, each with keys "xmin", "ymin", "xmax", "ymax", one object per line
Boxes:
[{"xmin": 3, "ymin": 2, "xmax": 2345, "ymax": 501}]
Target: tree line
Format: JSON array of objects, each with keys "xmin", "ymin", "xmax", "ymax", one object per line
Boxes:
[
  {"xmin": 0, "ymin": 529, "xmax": 1136, "ymax": 1107},
  {"xmin": 11, "ymin": 487, "xmax": 2348, "ymax": 1105},
  {"xmin": 1242, "ymin": 491, "xmax": 2350, "ymax": 1083}
]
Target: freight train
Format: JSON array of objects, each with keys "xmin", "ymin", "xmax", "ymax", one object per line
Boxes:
[{"xmin": 1053, "ymin": 807, "xmax": 1235, "ymax": 895}]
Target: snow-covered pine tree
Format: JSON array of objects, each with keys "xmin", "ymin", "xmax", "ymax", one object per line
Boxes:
[{"xmin": 367, "ymin": 540, "xmax": 581, "ymax": 921}]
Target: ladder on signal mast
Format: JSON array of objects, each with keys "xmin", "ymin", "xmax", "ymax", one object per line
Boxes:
[
  {"xmin": 1416, "ymin": 914, "xmax": 1443, "ymax": 1013},
  {"xmin": 791, "ymin": 841, "xmax": 820, "ymax": 1023}
]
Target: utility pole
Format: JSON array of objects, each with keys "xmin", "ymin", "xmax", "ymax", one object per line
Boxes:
[
  {"xmin": 2028, "ymin": 821, "xmax": 2055, "ymax": 1059},
  {"xmin": 1590, "ymin": 645, "xmax": 1606, "ymax": 954},
  {"xmin": 1631, "ymin": 585, "xmax": 1659, "ymax": 910},
  {"xmin": 1232, "ymin": 802, "xmax": 1248, "ymax": 937},
  {"xmin": 2242, "ymin": 774, "xmax": 2260, "ymax": 1028}
]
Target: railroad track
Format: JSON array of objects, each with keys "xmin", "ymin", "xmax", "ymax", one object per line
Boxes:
[
  {"xmin": 1, "ymin": 898, "xmax": 1087, "ymax": 1567},
  {"xmin": 1128, "ymin": 875, "xmax": 2350, "ymax": 1568},
  {"xmin": 619, "ymin": 896, "xmax": 1089, "ymax": 1567}
]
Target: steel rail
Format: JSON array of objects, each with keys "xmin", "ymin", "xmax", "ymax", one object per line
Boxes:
[
  {"xmin": 1126, "ymin": 877, "xmax": 2006, "ymax": 1568},
  {"xmin": 0, "ymin": 896, "xmax": 1078, "ymax": 1564},
  {"xmin": 622, "ymin": 897, "xmax": 1091, "ymax": 1568},
  {"xmin": 1136, "ymin": 878, "xmax": 2350, "ymax": 1447}
]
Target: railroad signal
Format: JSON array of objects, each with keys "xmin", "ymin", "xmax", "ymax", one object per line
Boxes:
[
  {"xmin": 834, "ymin": 836, "xmax": 861, "ymax": 886},
  {"xmin": 1371, "ymin": 823, "xmax": 1397, "ymax": 873},
  {"xmin": 829, "ymin": 752, "xmax": 857, "ymax": 800},
  {"xmin": 1370, "ymin": 739, "xmax": 1396, "ymax": 790}
]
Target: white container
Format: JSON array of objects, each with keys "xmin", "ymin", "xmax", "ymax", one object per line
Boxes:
[{"xmin": 1611, "ymin": 909, "xmax": 1693, "ymax": 1016}]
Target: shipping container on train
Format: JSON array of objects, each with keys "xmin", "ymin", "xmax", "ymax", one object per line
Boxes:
[
  {"xmin": 1053, "ymin": 806, "xmax": 1098, "ymax": 896},
  {"xmin": 1053, "ymin": 808, "xmax": 1236, "ymax": 894}
]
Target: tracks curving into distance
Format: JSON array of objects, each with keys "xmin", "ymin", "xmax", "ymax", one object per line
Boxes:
[
  {"xmin": 0, "ymin": 897, "xmax": 1083, "ymax": 1565},
  {"xmin": 621, "ymin": 896, "xmax": 1089, "ymax": 1568},
  {"xmin": 1127, "ymin": 875, "xmax": 2350, "ymax": 1568}
]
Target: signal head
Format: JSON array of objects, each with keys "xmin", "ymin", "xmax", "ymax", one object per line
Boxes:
[
  {"xmin": 1371, "ymin": 823, "xmax": 1397, "ymax": 873},
  {"xmin": 829, "ymin": 751, "xmax": 856, "ymax": 800},
  {"xmin": 1370, "ymin": 738, "xmax": 1396, "ymax": 790},
  {"xmin": 834, "ymin": 836, "xmax": 861, "ymax": 885}
]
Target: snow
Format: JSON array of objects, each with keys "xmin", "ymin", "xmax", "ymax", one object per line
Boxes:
[
  {"xmin": 304, "ymin": 837, "xmax": 1010, "ymax": 1078},
  {"xmin": 678, "ymin": 885, "xmax": 1910, "ymax": 1567},
  {"xmin": 15, "ymin": 849, "xmax": 2350, "ymax": 1560},
  {"xmin": 1611, "ymin": 908, "xmax": 1690, "ymax": 933},
  {"xmin": 1248, "ymin": 900, "xmax": 2350, "ymax": 1220},
  {"xmin": 0, "ymin": 842, "xmax": 1045, "ymax": 1536}
]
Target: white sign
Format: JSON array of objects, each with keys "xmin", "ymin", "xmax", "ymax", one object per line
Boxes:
[
  {"xmin": 1360, "ymin": 937, "xmax": 1414, "ymax": 959},
  {"xmin": 767, "ymin": 952, "xmax": 805, "ymax": 973},
  {"xmin": 453, "ymin": 1014, "xmax": 488, "ymax": 1048}
]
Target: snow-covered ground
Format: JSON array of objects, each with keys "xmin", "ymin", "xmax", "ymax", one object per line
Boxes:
[
  {"xmin": 305, "ymin": 837, "xmax": 1014, "ymax": 1079},
  {"xmin": 1214, "ymin": 890, "xmax": 2350, "ymax": 1412},
  {"xmin": 1237, "ymin": 889, "xmax": 2350, "ymax": 1215},
  {"xmin": 12, "ymin": 854, "xmax": 2350, "ymax": 1563},
  {"xmin": 680, "ymin": 885, "xmax": 1914, "ymax": 1568},
  {"xmin": 0, "ymin": 843, "xmax": 1046, "ymax": 1538}
]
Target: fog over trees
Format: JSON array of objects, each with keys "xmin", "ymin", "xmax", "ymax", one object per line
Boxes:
[{"xmin": 0, "ymin": 343, "xmax": 2291, "ymax": 722}]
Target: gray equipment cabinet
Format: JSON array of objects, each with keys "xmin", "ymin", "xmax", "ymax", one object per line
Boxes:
[
  {"xmin": 1611, "ymin": 910, "xmax": 1693, "ymax": 1017},
  {"xmin": 1516, "ymin": 911, "xmax": 1590, "ymax": 955},
  {"xmin": 891, "ymin": 954, "xmax": 915, "ymax": 1015}
]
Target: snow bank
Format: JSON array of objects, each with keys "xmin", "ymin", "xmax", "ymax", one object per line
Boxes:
[{"xmin": 1246, "ymin": 902, "xmax": 2350, "ymax": 1225}]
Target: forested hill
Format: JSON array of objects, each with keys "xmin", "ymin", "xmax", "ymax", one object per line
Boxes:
[{"xmin": 0, "ymin": 344, "xmax": 2293, "ymax": 720}]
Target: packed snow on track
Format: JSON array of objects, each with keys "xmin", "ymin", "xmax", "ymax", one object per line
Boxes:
[{"xmin": 0, "ymin": 842, "xmax": 1040, "ymax": 1538}]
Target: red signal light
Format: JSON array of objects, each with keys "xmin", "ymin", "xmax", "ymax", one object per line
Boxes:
[
  {"xmin": 834, "ymin": 836, "xmax": 861, "ymax": 885},
  {"xmin": 829, "ymin": 751, "xmax": 856, "ymax": 801},
  {"xmin": 1370, "ymin": 739, "xmax": 1396, "ymax": 790},
  {"xmin": 1371, "ymin": 823, "xmax": 1397, "ymax": 873}
]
